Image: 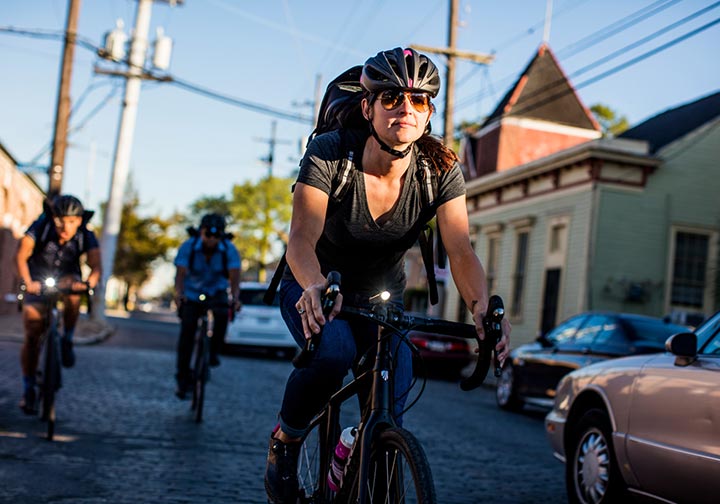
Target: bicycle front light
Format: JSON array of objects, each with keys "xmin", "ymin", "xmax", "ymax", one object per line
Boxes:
[{"xmin": 44, "ymin": 278, "xmax": 56, "ymax": 288}]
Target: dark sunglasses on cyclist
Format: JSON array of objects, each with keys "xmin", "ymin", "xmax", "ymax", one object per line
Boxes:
[
  {"xmin": 203, "ymin": 227, "xmax": 223, "ymax": 238},
  {"xmin": 377, "ymin": 89, "xmax": 431, "ymax": 113}
]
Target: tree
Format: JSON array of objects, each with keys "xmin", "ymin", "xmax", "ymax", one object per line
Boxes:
[
  {"xmin": 590, "ymin": 103, "xmax": 629, "ymax": 137},
  {"xmin": 111, "ymin": 192, "xmax": 180, "ymax": 307}
]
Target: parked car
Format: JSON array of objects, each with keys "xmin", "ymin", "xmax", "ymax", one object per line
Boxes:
[
  {"xmin": 496, "ymin": 312, "xmax": 687, "ymax": 411},
  {"xmin": 408, "ymin": 327, "xmax": 475, "ymax": 379},
  {"xmin": 544, "ymin": 310, "xmax": 720, "ymax": 504},
  {"xmin": 224, "ymin": 282, "xmax": 297, "ymax": 358}
]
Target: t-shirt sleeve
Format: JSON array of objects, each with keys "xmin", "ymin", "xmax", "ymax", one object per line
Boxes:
[
  {"xmin": 435, "ymin": 162, "xmax": 467, "ymax": 207},
  {"xmin": 25, "ymin": 216, "xmax": 47, "ymax": 242},
  {"xmin": 84, "ymin": 229, "xmax": 100, "ymax": 251},
  {"xmin": 174, "ymin": 240, "xmax": 192, "ymax": 268},
  {"xmin": 295, "ymin": 131, "xmax": 343, "ymax": 195},
  {"xmin": 226, "ymin": 242, "xmax": 241, "ymax": 269}
]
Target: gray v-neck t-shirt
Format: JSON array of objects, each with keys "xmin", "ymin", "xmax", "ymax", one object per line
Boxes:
[{"xmin": 289, "ymin": 130, "xmax": 466, "ymax": 300}]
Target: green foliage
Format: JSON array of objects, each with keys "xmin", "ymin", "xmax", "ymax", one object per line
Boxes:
[
  {"xmin": 113, "ymin": 194, "xmax": 180, "ymax": 289},
  {"xmin": 187, "ymin": 175, "xmax": 294, "ymax": 279},
  {"xmin": 590, "ymin": 103, "xmax": 629, "ymax": 137}
]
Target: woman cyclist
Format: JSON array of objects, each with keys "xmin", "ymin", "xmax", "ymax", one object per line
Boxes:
[{"xmin": 264, "ymin": 47, "xmax": 511, "ymax": 503}]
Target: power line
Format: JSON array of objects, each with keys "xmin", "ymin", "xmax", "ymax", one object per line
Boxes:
[
  {"xmin": 507, "ymin": 16, "xmax": 720, "ymax": 119},
  {"xmin": 1, "ymin": 25, "xmax": 314, "ymax": 125},
  {"xmin": 456, "ymin": 5, "xmax": 719, "ymax": 113},
  {"xmin": 169, "ymin": 78, "xmax": 313, "ymax": 124},
  {"xmin": 557, "ymin": 0, "xmax": 681, "ymax": 59}
]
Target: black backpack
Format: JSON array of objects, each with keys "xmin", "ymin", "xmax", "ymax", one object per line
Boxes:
[{"xmin": 264, "ymin": 66, "xmax": 444, "ymax": 306}]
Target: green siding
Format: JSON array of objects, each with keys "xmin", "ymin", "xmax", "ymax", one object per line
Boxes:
[{"xmin": 468, "ymin": 187, "xmax": 594, "ymax": 346}]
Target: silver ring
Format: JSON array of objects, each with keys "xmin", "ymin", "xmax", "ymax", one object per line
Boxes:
[{"xmin": 297, "ymin": 307, "xmax": 306, "ymax": 315}]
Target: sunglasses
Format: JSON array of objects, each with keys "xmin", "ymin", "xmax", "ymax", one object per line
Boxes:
[
  {"xmin": 377, "ymin": 89, "xmax": 431, "ymax": 113},
  {"xmin": 203, "ymin": 228, "xmax": 223, "ymax": 238}
]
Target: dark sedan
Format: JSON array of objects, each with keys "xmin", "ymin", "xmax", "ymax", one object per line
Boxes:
[{"xmin": 496, "ymin": 312, "xmax": 687, "ymax": 411}]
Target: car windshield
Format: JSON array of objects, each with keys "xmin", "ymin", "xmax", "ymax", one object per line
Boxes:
[
  {"xmin": 697, "ymin": 311, "xmax": 720, "ymax": 351},
  {"xmin": 624, "ymin": 318, "xmax": 687, "ymax": 343},
  {"xmin": 240, "ymin": 287, "xmax": 279, "ymax": 307}
]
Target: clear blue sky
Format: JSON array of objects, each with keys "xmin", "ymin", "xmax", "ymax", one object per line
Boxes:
[{"xmin": 2, "ymin": 0, "xmax": 718, "ymax": 219}]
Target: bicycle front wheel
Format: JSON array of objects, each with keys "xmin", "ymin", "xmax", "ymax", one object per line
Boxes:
[
  {"xmin": 39, "ymin": 328, "xmax": 61, "ymax": 441},
  {"xmin": 297, "ymin": 418, "xmax": 331, "ymax": 503},
  {"xmin": 191, "ymin": 334, "xmax": 208, "ymax": 423},
  {"xmin": 345, "ymin": 427, "xmax": 436, "ymax": 504}
]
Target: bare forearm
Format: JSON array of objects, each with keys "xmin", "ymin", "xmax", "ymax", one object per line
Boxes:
[
  {"xmin": 229, "ymin": 269, "xmax": 240, "ymax": 299},
  {"xmin": 449, "ymin": 251, "xmax": 488, "ymax": 315},
  {"xmin": 286, "ymin": 240, "xmax": 325, "ymax": 289}
]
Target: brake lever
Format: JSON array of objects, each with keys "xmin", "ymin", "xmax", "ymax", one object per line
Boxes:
[
  {"xmin": 483, "ymin": 295, "xmax": 505, "ymax": 377},
  {"xmin": 292, "ymin": 271, "xmax": 341, "ymax": 369},
  {"xmin": 460, "ymin": 295, "xmax": 505, "ymax": 391}
]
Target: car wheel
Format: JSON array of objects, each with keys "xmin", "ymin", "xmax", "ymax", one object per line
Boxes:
[
  {"xmin": 566, "ymin": 408, "xmax": 625, "ymax": 504},
  {"xmin": 495, "ymin": 363, "xmax": 523, "ymax": 411}
]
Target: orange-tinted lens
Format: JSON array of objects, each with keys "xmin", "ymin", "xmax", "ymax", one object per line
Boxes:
[{"xmin": 378, "ymin": 90, "xmax": 430, "ymax": 113}]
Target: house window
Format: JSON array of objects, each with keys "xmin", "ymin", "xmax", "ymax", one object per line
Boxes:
[
  {"xmin": 671, "ymin": 232, "xmax": 709, "ymax": 308},
  {"xmin": 487, "ymin": 236, "xmax": 500, "ymax": 293},
  {"xmin": 511, "ymin": 231, "xmax": 529, "ymax": 317},
  {"xmin": 550, "ymin": 223, "xmax": 564, "ymax": 253}
]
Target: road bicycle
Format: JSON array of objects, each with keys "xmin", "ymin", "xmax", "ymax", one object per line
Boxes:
[
  {"xmin": 18, "ymin": 278, "xmax": 92, "ymax": 441},
  {"xmin": 293, "ymin": 272, "xmax": 505, "ymax": 503},
  {"xmin": 188, "ymin": 294, "xmax": 217, "ymax": 424}
]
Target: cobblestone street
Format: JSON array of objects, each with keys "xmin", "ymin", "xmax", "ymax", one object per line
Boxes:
[{"xmin": 0, "ymin": 327, "xmax": 566, "ymax": 504}]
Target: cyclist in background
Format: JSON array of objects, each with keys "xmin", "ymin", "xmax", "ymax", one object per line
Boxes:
[
  {"xmin": 264, "ymin": 48, "xmax": 511, "ymax": 503},
  {"xmin": 15, "ymin": 194, "xmax": 101, "ymax": 414},
  {"xmin": 173, "ymin": 213, "xmax": 241, "ymax": 399}
]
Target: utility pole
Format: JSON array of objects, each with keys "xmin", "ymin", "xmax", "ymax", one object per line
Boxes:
[
  {"xmin": 95, "ymin": 0, "xmax": 181, "ymax": 316},
  {"xmin": 255, "ymin": 121, "xmax": 291, "ymax": 282},
  {"xmin": 411, "ymin": 0, "xmax": 493, "ymax": 149},
  {"xmin": 48, "ymin": 0, "xmax": 82, "ymax": 198}
]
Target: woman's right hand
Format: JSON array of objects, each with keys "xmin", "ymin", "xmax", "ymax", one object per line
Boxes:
[{"xmin": 295, "ymin": 279, "xmax": 343, "ymax": 339}]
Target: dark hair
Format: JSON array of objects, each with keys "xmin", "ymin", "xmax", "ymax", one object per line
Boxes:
[{"xmin": 416, "ymin": 135, "xmax": 459, "ymax": 174}]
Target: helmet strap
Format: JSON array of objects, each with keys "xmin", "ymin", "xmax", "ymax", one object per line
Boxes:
[{"xmin": 368, "ymin": 123, "xmax": 413, "ymax": 158}]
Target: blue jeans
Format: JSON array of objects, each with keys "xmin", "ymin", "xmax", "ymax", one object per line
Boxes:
[{"xmin": 277, "ymin": 278, "xmax": 412, "ymax": 438}]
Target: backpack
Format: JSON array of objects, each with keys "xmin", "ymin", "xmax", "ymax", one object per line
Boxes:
[
  {"xmin": 264, "ymin": 66, "xmax": 445, "ymax": 306},
  {"xmin": 185, "ymin": 226, "xmax": 233, "ymax": 279}
]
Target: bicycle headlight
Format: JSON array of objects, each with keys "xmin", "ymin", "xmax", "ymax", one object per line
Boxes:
[
  {"xmin": 44, "ymin": 278, "xmax": 56, "ymax": 288},
  {"xmin": 380, "ymin": 291, "xmax": 390, "ymax": 302}
]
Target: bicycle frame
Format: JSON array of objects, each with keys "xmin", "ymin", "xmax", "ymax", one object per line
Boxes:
[{"xmin": 305, "ymin": 309, "xmax": 405, "ymax": 503}]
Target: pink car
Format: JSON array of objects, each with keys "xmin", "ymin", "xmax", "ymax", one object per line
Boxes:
[{"xmin": 545, "ymin": 310, "xmax": 720, "ymax": 504}]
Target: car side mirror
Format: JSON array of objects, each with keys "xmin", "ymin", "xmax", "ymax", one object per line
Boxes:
[{"xmin": 666, "ymin": 332, "xmax": 697, "ymax": 366}]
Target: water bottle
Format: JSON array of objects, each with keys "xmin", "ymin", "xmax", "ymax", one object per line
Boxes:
[{"xmin": 327, "ymin": 426, "xmax": 357, "ymax": 492}]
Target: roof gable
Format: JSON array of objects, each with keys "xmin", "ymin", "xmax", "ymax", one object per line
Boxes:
[
  {"xmin": 620, "ymin": 90, "xmax": 720, "ymax": 153},
  {"xmin": 483, "ymin": 44, "xmax": 599, "ymax": 131}
]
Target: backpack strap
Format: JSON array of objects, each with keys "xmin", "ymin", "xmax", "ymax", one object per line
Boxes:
[
  {"xmin": 264, "ymin": 250, "xmax": 287, "ymax": 305},
  {"xmin": 414, "ymin": 153, "xmax": 442, "ymax": 305}
]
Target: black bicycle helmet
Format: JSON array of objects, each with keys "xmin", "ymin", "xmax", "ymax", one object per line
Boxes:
[
  {"xmin": 361, "ymin": 47, "xmax": 441, "ymax": 98},
  {"xmin": 50, "ymin": 195, "xmax": 84, "ymax": 217},
  {"xmin": 200, "ymin": 213, "xmax": 226, "ymax": 233}
]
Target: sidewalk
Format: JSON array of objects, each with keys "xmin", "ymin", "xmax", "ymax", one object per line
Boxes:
[{"xmin": 0, "ymin": 310, "xmax": 115, "ymax": 345}]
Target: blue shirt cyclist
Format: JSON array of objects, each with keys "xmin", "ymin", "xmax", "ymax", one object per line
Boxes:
[{"xmin": 172, "ymin": 213, "xmax": 241, "ymax": 399}]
